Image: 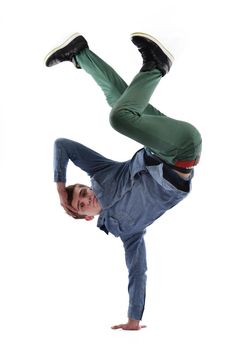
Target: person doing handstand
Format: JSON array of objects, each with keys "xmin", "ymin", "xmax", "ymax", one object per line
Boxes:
[{"xmin": 45, "ymin": 32, "xmax": 202, "ymax": 330}]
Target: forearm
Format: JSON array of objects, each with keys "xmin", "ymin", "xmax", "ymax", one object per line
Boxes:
[
  {"xmin": 122, "ymin": 232, "xmax": 147, "ymax": 321},
  {"xmin": 54, "ymin": 139, "xmax": 69, "ymax": 183},
  {"xmin": 56, "ymin": 181, "xmax": 66, "ymax": 189},
  {"xmin": 53, "ymin": 137, "xmax": 116, "ymax": 181},
  {"xmin": 127, "ymin": 273, "xmax": 147, "ymax": 320},
  {"xmin": 56, "ymin": 181, "xmax": 66, "ymax": 196}
]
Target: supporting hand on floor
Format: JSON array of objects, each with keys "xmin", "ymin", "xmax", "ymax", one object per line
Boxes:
[{"xmin": 111, "ymin": 319, "xmax": 147, "ymax": 331}]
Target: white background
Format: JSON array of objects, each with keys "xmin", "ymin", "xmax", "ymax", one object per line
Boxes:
[{"xmin": 1, "ymin": 0, "xmax": 251, "ymax": 349}]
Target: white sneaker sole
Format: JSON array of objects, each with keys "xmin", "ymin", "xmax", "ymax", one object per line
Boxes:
[
  {"xmin": 44, "ymin": 32, "xmax": 81, "ymax": 64},
  {"xmin": 130, "ymin": 32, "xmax": 174, "ymax": 63}
]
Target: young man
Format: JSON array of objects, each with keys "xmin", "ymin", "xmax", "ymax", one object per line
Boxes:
[{"xmin": 45, "ymin": 32, "xmax": 202, "ymax": 330}]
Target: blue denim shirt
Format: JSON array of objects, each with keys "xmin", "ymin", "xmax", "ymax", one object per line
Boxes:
[{"xmin": 54, "ymin": 138, "xmax": 192, "ymax": 320}]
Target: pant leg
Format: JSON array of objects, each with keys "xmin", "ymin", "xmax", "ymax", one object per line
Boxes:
[
  {"xmin": 110, "ymin": 69, "xmax": 202, "ymax": 165},
  {"xmin": 75, "ymin": 48, "xmax": 164, "ymax": 116}
]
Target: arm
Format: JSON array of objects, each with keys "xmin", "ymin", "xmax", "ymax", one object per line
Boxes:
[
  {"xmin": 54, "ymin": 137, "xmax": 116, "ymax": 182},
  {"xmin": 112, "ymin": 231, "xmax": 147, "ymax": 330},
  {"xmin": 56, "ymin": 181, "xmax": 78, "ymax": 217},
  {"xmin": 53, "ymin": 138, "xmax": 116, "ymax": 216}
]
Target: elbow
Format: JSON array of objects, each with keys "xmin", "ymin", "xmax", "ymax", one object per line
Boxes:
[{"xmin": 54, "ymin": 137, "xmax": 67, "ymax": 147}]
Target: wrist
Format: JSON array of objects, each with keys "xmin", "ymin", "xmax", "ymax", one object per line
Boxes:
[
  {"xmin": 128, "ymin": 319, "xmax": 140, "ymax": 326},
  {"xmin": 56, "ymin": 182, "xmax": 66, "ymax": 191}
]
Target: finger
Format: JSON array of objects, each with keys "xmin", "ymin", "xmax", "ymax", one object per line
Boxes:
[
  {"xmin": 122, "ymin": 326, "xmax": 141, "ymax": 331},
  {"xmin": 60, "ymin": 200, "xmax": 76, "ymax": 211},
  {"xmin": 122, "ymin": 325, "xmax": 146, "ymax": 331},
  {"xmin": 66, "ymin": 208, "xmax": 77, "ymax": 215},
  {"xmin": 62, "ymin": 204, "xmax": 77, "ymax": 215},
  {"xmin": 64, "ymin": 208, "xmax": 78, "ymax": 218},
  {"xmin": 64, "ymin": 204, "xmax": 78, "ymax": 214},
  {"xmin": 63, "ymin": 207, "xmax": 74, "ymax": 215},
  {"xmin": 111, "ymin": 324, "xmax": 123, "ymax": 330}
]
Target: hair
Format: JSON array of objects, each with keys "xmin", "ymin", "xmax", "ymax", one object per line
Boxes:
[{"xmin": 65, "ymin": 183, "xmax": 87, "ymax": 219}]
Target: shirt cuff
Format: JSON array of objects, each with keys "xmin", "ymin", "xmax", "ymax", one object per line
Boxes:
[
  {"xmin": 128, "ymin": 304, "xmax": 145, "ymax": 321},
  {"xmin": 54, "ymin": 171, "xmax": 66, "ymax": 183}
]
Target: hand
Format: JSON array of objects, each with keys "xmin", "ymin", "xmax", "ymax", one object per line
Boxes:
[
  {"xmin": 56, "ymin": 182, "xmax": 78, "ymax": 218},
  {"xmin": 111, "ymin": 319, "xmax": 147, "ymax": 331}
]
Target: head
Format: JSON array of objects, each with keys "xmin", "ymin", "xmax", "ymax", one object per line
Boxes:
[{"xmin": 65, "ymin": 183, "xmax": 102, "ymax": 221}]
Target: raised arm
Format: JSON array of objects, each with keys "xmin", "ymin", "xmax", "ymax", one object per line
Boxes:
[
  {"xmin": 53, "ymin": 138, "xmax": 116, "ymax": 216},
  {"xmin": 54, "ymin": 138, "xmax": 116, "ymax": 182},
  {"xmin": 112, "ymin": 231, "xmax": 147, "ymax": 330}
]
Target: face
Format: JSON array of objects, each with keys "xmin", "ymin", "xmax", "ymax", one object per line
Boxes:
[{"xmin": 71, "ymin": 185, "xmax": 101, "ymax": 219}]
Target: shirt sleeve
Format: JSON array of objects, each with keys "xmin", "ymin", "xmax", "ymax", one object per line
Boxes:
[
  {"xmin": 121, "ymin": 231, "xmax": 147, "ymax": 320},
  {"xmin": 53, "ymin": 138, "xmax": 69, "ymax": 182},
  {"xmin": 53, "ymin": 138, "xmax": 117, "ymax": 182}
]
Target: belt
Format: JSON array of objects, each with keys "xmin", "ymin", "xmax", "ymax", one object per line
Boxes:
[
  {"xmin": 145, "ymin": 151, "xmax": 199, "ymax": 174},
  {"xmin": 174, "ymin": 157, "xmax": 200, "ymax": 169},
  {"xmin": 144, "ymin": 152, "xmax": 191, "ymax": 192}
]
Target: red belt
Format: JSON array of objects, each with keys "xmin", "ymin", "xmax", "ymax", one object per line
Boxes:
[{"xmin": 174, "ymin": 157, "xmax": 200, "ymax": 169}]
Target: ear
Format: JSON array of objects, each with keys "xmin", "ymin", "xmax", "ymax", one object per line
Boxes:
[{"xmin": 84, "ymin": 215, "xmax": 94, "ymax": 221}]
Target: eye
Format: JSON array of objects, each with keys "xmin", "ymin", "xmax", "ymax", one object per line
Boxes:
[{"xmin": 80, "ymin": 188, "xmax": 87, "ymax": 198}]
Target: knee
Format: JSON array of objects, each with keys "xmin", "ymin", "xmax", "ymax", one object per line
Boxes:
[
  {"xmin": 109, "ymin": 107, "xmax": 140, "ymax": 134},
  {"xmin": 190, "ymin": 125, "xmax": 202, "ymax": 149},
  {"xmin": 182, "ymin": 124, "xmax": 202, "ymax": 158},
  {"xmin": 183, "ymin": 122, "xmax": 202, "ymax": 146}
]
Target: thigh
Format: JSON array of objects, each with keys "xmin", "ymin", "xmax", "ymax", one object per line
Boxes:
[
  {"xmin": 110, "ymin": 110, "xmax": 202, "ymax": 164},
  {"xmin": 143, "ymin": 114, "xmax": 202, "ymax": 163}
]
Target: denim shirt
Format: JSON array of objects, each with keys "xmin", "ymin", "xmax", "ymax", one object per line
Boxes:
[{"xmin": 54, "ymin": 138, "xmax": 192, "ymax": 320}]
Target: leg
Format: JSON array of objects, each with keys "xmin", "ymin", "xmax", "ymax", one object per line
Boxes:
[
  {"xmin": 75, "ymin": 48, "xmax": 127, "ymax": 108},
  {"xmin": 110, "ymin": 69, "xmax": 202, "ymax": 165},
  {"xmin": 75, "ymin": 48, "xmax": 165, "ymax": 117},
  {"xmin": 45, "ymin": 33, "xmax": 166, "ymax": 116},
  {"xmin": 109, "ymin": 33, "xmax": 202, "ymax": 166}
]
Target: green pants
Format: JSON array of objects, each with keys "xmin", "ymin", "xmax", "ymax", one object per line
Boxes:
[{"xmin": 76, "ymin": 49, "xmax": 202, "ymax": 165}]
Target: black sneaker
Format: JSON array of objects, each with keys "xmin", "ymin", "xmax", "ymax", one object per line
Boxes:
[
  {"xmin": 45, "ymin": 33, "xmax": 88, "ymax": 68},
  {"xmin": 131, "ymin": 32, "xmax": 174, "ymax": 76}
]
